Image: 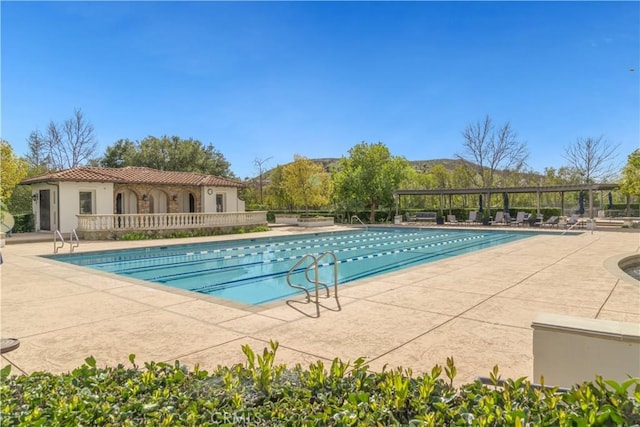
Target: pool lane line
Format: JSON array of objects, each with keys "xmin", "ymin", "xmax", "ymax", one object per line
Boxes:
[
  {"xmin": 185, "ymin": 235, "xmax": 518, "ymax": 300},
  {"xmin": 89, "ymin": 231, "xmax": 450, "ymax": 272},
  {"xmin": 141, "ymin": 234, "xmax": 494, "ymax": 283},
  {"xmin": 69, "ymin": 230, "xmax": 410, "ymax": 267},
  {"xmin": 110, "ymin": 232, "xmax": 458, "ymax": 276}
]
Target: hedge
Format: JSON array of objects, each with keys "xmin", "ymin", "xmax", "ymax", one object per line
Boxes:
[{"xmin": 1, "ymin": 342, "xmax": 638, "ymax": 426}]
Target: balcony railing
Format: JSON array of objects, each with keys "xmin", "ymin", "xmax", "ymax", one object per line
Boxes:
[{"xmin": 77, "ymin": 212, "xmax": 267, "ymax": 232}]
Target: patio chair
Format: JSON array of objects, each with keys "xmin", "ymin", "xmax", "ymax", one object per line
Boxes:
[
  {"xmin": 542, "ymin": 216, "xmax": 558, "ymax": 227},
  {"xmin": 511, "ymin": 211, "xmax": 526, "ymax": 226},
  {"xmin": 566, "ymin": 214, "xmax": 580, "ymax": 228},
  {"xmin": 447, "ymin": 214, "xmax": 458, "ymax": 224},
  {"xmin": 491, "ymin": 211, "xmax": 505, "ymax": 225},
  {"xmin": 465, "ymin": 211, "xmax": 479, "ymax": 225}
]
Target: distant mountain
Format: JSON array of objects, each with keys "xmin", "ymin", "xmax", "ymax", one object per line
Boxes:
[
  {"xmin": 407, "ymin": 158, "xmax": 472, "ymax": 172},
  {"xmin": 246, "ymin": 157, "xmax": 469, "ymax": 181}
]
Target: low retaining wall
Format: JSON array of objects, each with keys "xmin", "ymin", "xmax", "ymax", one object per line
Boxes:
[
  {"xmin": 297, "ymin": 217, "xmax": 334, "ymax": 227},
  {"xmin": 274, "ymin": 215, "xmax": 334, "ymax": 227},
  {"xmin": 274, "ymin": 215, "xmax": 299, "ymax": 225},
  {"xmin": 532, "ymin": 313, "xmax": 640, "ymax": 388}
]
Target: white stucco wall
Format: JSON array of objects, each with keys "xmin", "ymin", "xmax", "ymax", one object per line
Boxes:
[
  {"xmin": 532, "ymin": 313, "xmax": 640, "ymax": 389},
  {"xmin": 31, "ymin": 182, "xmax": 114, "ymax": 233},
  {"xmin": 202, "ymin": 187, "xmax": 244, "ymax": 213}
]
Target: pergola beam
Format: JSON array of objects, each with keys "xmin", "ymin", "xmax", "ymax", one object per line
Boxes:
[{"xmin": 394, "ymin": 183, "xmax": 619, "ymax": 219}]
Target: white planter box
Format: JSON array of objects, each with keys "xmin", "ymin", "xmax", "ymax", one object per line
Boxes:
[
  {"xmin": 297, "ymin": 217, "xmax": 334, "ymax": 227},
  {"xmin": 274, "ymin": 214, "xmax": 300, "ymax": 225}
]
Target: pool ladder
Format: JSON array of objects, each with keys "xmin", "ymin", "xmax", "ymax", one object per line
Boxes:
[
  {"xmin": 286, "ymin": 251, "xmax": 340, "ymax": 318},
  {"xmin": 350, "ymin": 215, "xmax": 368, "ymax": 230},
  {"xmin": 54, "ymin": 229, "xmax": 80, "ymax": 253}
]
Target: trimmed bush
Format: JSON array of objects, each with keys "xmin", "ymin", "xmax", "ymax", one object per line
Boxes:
[
  {"xmin": 118, "ymin": 226, "xmax": 269, "ymax": 241},
  {"xmin": 9, "ymin": 213, "xmax": 34, "ymax": 233},
  {"xmin": 2, "ymin": 342, "xmax": 638, "ymax": 426}
]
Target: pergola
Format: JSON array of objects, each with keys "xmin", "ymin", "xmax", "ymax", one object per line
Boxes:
[{"xmin": 393, "ymin": 183, "xmax": 620, "ymax": 218}]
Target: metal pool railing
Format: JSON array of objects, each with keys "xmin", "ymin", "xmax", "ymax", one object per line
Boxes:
[{"xmin": 286, "ymin": 251, "xmax": 340, "ymax": 318}]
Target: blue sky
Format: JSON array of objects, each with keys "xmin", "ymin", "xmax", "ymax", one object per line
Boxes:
[{"xmin": 2, "ymin": 1, "xmax": 638, "ymax": 179}]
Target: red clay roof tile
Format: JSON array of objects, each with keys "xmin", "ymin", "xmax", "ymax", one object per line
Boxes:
[{"xmin": 19, "ymin": 167, "xmax": 244, "ymax": 188}]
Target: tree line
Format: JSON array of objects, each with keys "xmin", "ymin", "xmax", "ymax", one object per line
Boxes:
[{"xmin": 1, "ymin": 110, "xmax": 638, "ymax": 220}]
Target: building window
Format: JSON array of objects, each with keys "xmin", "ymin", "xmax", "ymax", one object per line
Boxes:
[{"xmin": 79, "ymin": 191, "xmax": 93, "ymax": 214}]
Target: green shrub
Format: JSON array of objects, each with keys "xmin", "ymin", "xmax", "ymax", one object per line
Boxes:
[
  {"xmin": 10, "ymin": 213, "xmax": 35, "ymax": 233},
  {"xmin": 2, "ymin": 342, "xmax": 638, "ymax": 426},
  {"xmin": 118, "ymin": 226, "xmax": 269, "ymax": 241}
]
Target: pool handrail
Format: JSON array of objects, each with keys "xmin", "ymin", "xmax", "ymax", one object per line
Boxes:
[
  {"xmin": 286, "ymin": 250, "xmax": 339, "ymax": 318},
  {"xmin": 69, "ymin": 229, "xmax": 80, "ymax": 253},
  {"xmin": 288, "ymin": 254, "xmax": 317, "ymax": 302},
  {"xmin": 350, "ymin": 215, "xmax": 368, "ymax": 230},
  {"xmin": 53, "ymin": 230, "xmax": 65, "ymax": 253}
]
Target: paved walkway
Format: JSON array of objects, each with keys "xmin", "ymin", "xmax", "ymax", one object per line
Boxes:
[{"xmin": 1, "ymin": 226, "xmax": 638, "ymax": 385}]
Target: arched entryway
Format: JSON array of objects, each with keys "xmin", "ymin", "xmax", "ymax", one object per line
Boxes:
[
  {"xmin": 116, "ymin": 189, "xmax": 138, "ymax": 214},
  {"xmin": 176, "ymin": 192, "xmax": 197, "ymax": 213},
  {"xmin": 148, "ymin": 189, "xmax": 168, "ymax": 214}
]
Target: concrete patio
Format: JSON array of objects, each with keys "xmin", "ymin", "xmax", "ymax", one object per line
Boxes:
[{"xmin": 1, "ymin": 226, "xmax": 639, "ymax": 386}]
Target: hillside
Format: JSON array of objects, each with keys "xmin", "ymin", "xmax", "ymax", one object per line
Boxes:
[{"xmin": 249, "ymin": 157, "xmax": 469, "ymax": 181}]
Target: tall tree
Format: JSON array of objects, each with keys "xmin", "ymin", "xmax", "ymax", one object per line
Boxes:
[
  {"xmin": 0, "ymin": 140, "xmax": 28, "ymax": 205},
  {"xmin": 281, "ymin": 156, "xmax": 332, "ymax": 214},
  {"xmin": 333, "ymin": 142, "xmax": 411, "ymax": 223},
  {"xmin": 456, "ymin": 115, "xmax": 528, "ymax": 188},
  {"xmin": 563, "ymin": 136, "xmax": 620, "ymax": 183},
  {"xmin": 426, "ymin": 164, "xmax": 451, "ymax": 189},
  {"xmin": 99, "ymin": 136, "xmax": 235, "ymax": 178},
  {"xmin": 25, "ymin": 131, "xmax": 52, "ymax": 173},
  {"xmin": 43, "ymin": 108, "xmax": 98, "ymax": 169},
  {"xmin": 619, "ymin": 149, "xmax": 640, "ymax": 212},
  {"xmin": 100, "ymin": 139, "xmax": 138, "ymax": 168},
  {"xmin": 264, "ymin": 165, "xmax": 293, "ymax": 210}
]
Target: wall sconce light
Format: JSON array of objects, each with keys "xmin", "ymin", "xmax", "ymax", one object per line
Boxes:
[
  {"xmin": 142, "ymin": 194, "xmax": 148, "ymax": 201},
  {"xmin": 32, "ymin": 194, "xmax": 38, "ymax": 202},
  {"xmin": 172, "ymin": 194, "xmax": 178, "ymax": 202}
]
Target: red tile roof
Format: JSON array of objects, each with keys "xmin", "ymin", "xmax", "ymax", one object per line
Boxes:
[{"xmin": 19, "ymin": 167, "xmax": 245, "ymax": 188}]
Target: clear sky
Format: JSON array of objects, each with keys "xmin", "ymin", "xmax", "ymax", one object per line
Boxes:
[{"xmin": 2, "ymin": 1, "xmax": 638, "ymax": 179}]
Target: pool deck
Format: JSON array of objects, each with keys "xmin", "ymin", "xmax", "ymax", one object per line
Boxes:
[{"xmin": 1, "ymin": 226, "xmax": 639, "ymax": 386}]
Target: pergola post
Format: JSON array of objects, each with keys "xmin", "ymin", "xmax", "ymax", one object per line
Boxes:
[
  {"xmin": 561, "ymin": 192, "xmax": 565, "ymax": 217},
  {"xmin": 589, "ymin": 188, "xmax": 594, "ymax": 219}
]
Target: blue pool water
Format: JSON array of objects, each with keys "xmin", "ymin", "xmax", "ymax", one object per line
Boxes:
[{"xmin": 46, "ymin": 228, "xmax": 536, "ymax": 305}]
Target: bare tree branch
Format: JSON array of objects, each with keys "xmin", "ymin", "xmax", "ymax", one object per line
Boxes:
[
  {"xmin": 456, "ymin": 115, "xmax": 529, "ymax": 188},
  {"xmin": 563, "ymin": 136, "xmax": 620, "ymax": 183},
  {"xmin": 42, "ymin": 108, "xmax": 97, "ymax": 170},
  {"xmin": 254, "ymin": 156, "xmax": 273, "ymax": 204}
]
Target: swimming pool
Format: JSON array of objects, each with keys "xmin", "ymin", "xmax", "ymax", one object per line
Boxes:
[{"xmin": 46, "ymin": 228, "xmax": 536, "ymax": 305}]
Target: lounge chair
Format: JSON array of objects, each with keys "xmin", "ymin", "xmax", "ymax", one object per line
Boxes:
[
  {"xmin": 529, "ymin": 213, "xmax": 544, "ymax": 227},
  {"xmin": 491, "ymin": 211, "xmax": 505, "ymax": 225},
  {"xmin": 566, "ymin": 214, "xmax": 580, "ymax": 228},
  {"xmin": 447, "ymin": 214, "xmax": 458, "ymax": 224},
  {"xmin": 541, "ymin": 216, "xmax": 558, "ymax": 227},
  {"xmin": 511, "ymin": 211, "xmax": 526, "ymax": 226},
  {"xmin": 465, "ymin": 211, "xmax": 479, "ymax": 225}
]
